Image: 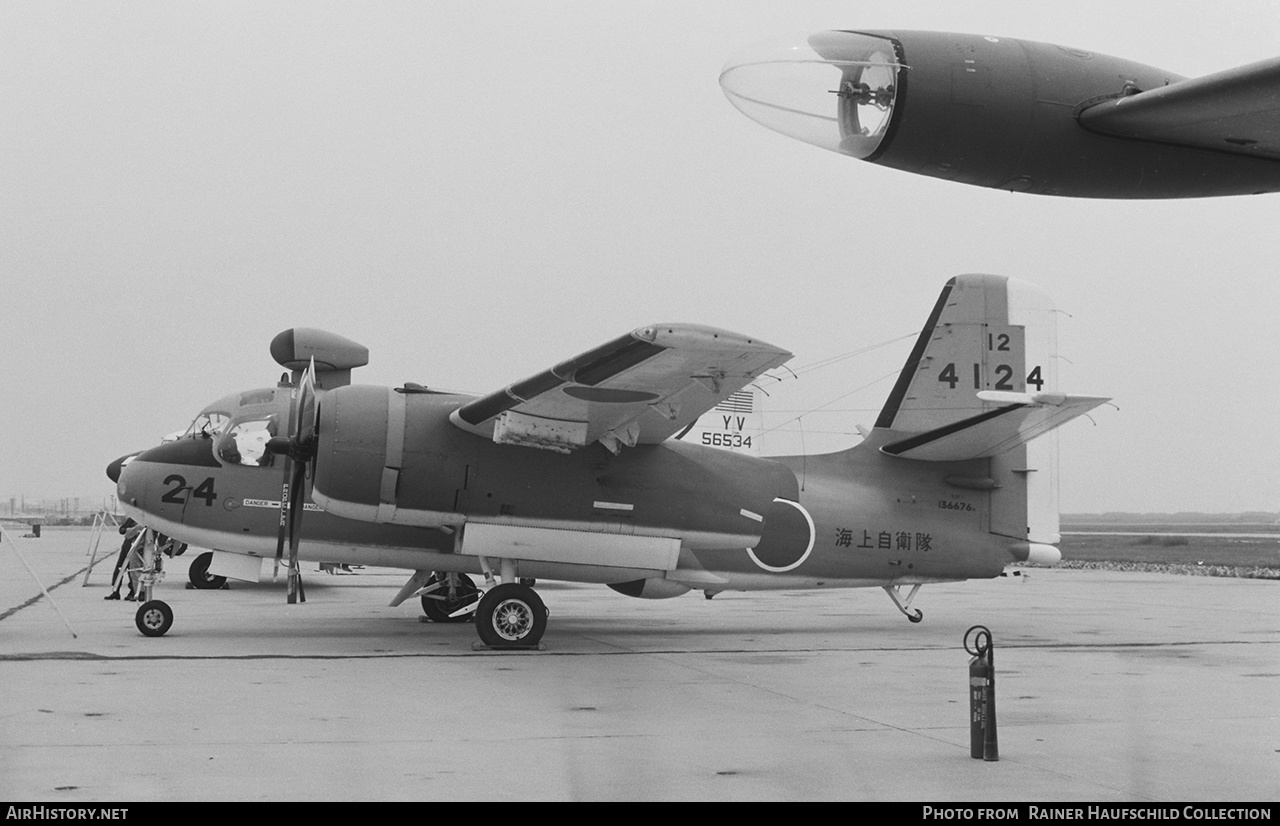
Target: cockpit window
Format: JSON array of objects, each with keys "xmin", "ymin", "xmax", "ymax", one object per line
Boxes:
[
  {"xmin": 215, "ymin": 414, "xmax": 279, "ymax": 467},
  {"xmin": 239, "ymin": 389, "xmax": 276, "ymax": 406},
  {"xmin": 184, "ymin": 411, "xmax": 231, "ymax": 439}
]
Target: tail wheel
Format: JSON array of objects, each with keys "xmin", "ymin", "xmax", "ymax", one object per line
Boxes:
[
  {"xmin": 475, "ymin": 583, "xmax": 547, "ymax": 648},
  {"xmin": 421, "ymin": 573, "xmax": 479, "ymax": 623},
  {"xmin": 188, "ymin": 551, "xmax": 227, "ymax": 590},
  {"xmin": 135, "ymin": 600, "xmax": 173, "ymax": 637}
]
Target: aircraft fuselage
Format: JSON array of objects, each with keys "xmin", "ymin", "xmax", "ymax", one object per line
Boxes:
[{"xmin": 115, "ymin": 386, "xmax": 1022, "ymax": 595}]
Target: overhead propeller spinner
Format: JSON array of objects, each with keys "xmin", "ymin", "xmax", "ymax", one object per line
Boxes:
[{"xmin": 266, "ymin": 358, "xmax": 319, "ymax": 604}]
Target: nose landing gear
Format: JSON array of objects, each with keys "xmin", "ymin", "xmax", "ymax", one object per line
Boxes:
[
  {"xmin": 130, "ymin": 529, "xmax": 174, "ymax": 637},
  {"xmin": 135, "ymin": 599, "xmax": 173, "ymax": 637}
]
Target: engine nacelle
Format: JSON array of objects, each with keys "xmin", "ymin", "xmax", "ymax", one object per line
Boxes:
[
  {"xmin": 721, "ymin": 30, "xmax": 1280, "ymax": 198},
  {"xmin": 608, "ymin": 578, "xmax": 693, "ymax": 600},
  {"xmin": 310, "ymin": 384, "xmax": 393, "ymax": 521},
  {"xmin": 310, "ymin": 384, "xmax": 466, "ymax": 528}
]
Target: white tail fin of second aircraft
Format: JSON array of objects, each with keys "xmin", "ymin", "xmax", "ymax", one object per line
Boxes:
[{"xmin": 872, "ymin": 274, "xmax": 1108, "ymax": 545}]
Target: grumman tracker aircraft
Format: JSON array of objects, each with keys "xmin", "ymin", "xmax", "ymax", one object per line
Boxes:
[
  {"xmin": 108, "ymin": 275, "xmax": 1107, "ymax": 648},
  {"xmin": 720, "ymin": 30, "xmax": 1280, "ymax": 198}
]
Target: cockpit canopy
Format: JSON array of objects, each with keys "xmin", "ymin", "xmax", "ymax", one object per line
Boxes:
[
  {"xmin": 176, "ymin": 387, "xmax": 288, "ymax": 468},
  {"xmin": 216, "ymin": 412, "xmax": 279, "ymax": 467}
]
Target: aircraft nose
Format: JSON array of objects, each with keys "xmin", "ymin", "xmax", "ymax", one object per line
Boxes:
[
  {"xmin": 107, "ymin": 454, "xmax": 131, "ymax": 483},
  {"xmin": 719, "ymin": 31, "xmax": 902, "ymax": 160}
]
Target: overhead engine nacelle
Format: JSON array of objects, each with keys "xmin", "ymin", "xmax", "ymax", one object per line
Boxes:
[
  {"xmin": 607, "ymin": 578, "xmax": 693, "ymax": 600},
  {"xmin": 720, "ymin": 30, "xmax": 1280, "ymax": 198}
]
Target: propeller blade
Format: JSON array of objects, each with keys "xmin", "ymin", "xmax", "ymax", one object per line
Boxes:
[
  {"xmin": 268, "ymin": 357, "xmax": 318, "ymax": 603},
  {"xmin": 295, "ymin": 357, "xmax": 318, "ymax": 447},
  {"xmin": 286, "ymin": 357, "xmax": 316, "ymax": 604},
  {"xmin": 272, "ymin": 453, "xmax": 292, "ymax": 580},
  {"xmin": 286, "ymin": 457, "xmax": 307, "ymax": 604}
]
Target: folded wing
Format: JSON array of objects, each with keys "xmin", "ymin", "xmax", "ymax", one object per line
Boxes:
[{"xmin": 449, "ymin": 324, "xmax": 791, "ymax": 453}]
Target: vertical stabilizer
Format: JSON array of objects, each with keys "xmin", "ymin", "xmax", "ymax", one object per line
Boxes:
[
  {"xmin": 875, "ymin": 275, "xmax": 1064, "ymax": 544},
  {"xmin": 875, "ymin": 275, "xmax": 1057, "ymax": 433}
]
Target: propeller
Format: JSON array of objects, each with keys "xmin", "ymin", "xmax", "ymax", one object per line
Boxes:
[{"xmin": 266, "ymin": 358, "xmax": 319, "ymax": 604}]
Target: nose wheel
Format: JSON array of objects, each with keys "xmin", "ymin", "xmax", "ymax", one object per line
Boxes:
[
  {"xmin": 135, "ymin": 600, "xmax": 173, "ymax": 637},
  {"xmin": 126, "ymin": 529, "xmax": 175, "ymax": 637}
]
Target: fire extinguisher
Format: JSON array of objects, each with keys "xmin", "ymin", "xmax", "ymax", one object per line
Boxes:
[{"xmin": 965, "ymin": 625, "xmax": 999, "ymax": 761}]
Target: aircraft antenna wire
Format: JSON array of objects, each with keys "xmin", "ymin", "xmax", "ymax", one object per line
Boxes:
[
  {"xmin": 760, "ymin": 368, "xmax": 902, "ymax": 438},
  {"xmin": 797, "ymin": 415, "xmax": 807, "ymax": 491},
  {"xmin": 758, "ymin": 332, "xmax": 915, "ymax": 386}
]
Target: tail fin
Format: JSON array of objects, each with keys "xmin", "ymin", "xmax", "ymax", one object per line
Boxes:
[
  {"xmin": 873, "ymin": 275, "xmax": 1108, "ymax": 545},
  {"xmin": 876, "ymin": 275, "xmax": 1056, "ymax": 434}
]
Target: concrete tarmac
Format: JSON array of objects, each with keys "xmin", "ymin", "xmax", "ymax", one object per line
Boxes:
[{"xmin": 1, "ymin": 527, "xmax": 1276, "ymax": 802}]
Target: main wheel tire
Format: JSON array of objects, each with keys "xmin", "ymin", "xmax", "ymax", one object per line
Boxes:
[
  {"xmin": 135, "ymin": 600, "xmax": 173, "ymax": 637},
  {"xmin": 421, "ymin": 573, "xmax": 479, "ymax": 623},
  {"xmin": 188, "ymin": 551, "xmax": 227, "ymax": 590},
  {"xmin": 475, "ymin": 583, "xmax": 546, "ymax": 648}
]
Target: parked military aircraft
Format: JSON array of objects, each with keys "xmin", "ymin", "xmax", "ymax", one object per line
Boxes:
[
  {"xmin": 108, "ymin": 274, "xmax": 1107, "ymax": 648},
  {"xmin": 720, "ymin": 30, "xmax": 1280, "ymax": 198}
]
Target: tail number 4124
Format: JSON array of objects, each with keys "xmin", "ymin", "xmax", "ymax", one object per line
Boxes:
[{"xmin": 937, "ymin": 363, "xmax": 1044, "ymax": 392}]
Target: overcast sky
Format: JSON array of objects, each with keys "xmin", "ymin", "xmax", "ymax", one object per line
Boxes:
[{"xmin": 2, "ymin": 1, "xmax": 1278, "ymax": 514}]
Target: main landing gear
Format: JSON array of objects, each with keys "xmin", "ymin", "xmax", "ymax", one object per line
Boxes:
[
  {"xmin": 186, "ymin": 551, "xmax": 227, "ymax": 590},
  {"xmin": 419, "ymin": 573, "xmax": 480, "ymax": 623},
  {"xmin": 470, "ymin": 557, "xmax": 549, "ymax": 648},
  {"xmin": 475, "ymin": 583, "xmax": 547, "ymax": 648},
  {"xmin": 407, "ymin": 559, "xmax": 550, "ymax": 649},
  {"xmin": 883, "ymin": 583, "xmax": 924, "ymax": 623}
]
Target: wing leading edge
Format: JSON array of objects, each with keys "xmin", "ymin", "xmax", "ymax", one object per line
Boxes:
[
  {"xmin": 1079, "ymin": 56, "xmax": 1280, "ymax": 159},
  {"xmin": 449, "ymin": 324, "xmax": 791, "ymax": 453}
]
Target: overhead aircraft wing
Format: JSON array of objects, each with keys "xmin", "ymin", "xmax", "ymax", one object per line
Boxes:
[
  {"xmin": 1079, "ymin": 57, "xmax": 1280, "ymax": 158},
  {"xmin": 449, "ymin": 324, "xmax": 791, "ymax": 453},
  {"xmin": 880, "ymin": 391, "xmax": 1110, "ymax": 462}
]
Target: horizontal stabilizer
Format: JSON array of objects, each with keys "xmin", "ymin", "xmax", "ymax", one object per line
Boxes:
[{"xmin": 881, "ymin": 392, "xmax": 1109, "ymax": 462}]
